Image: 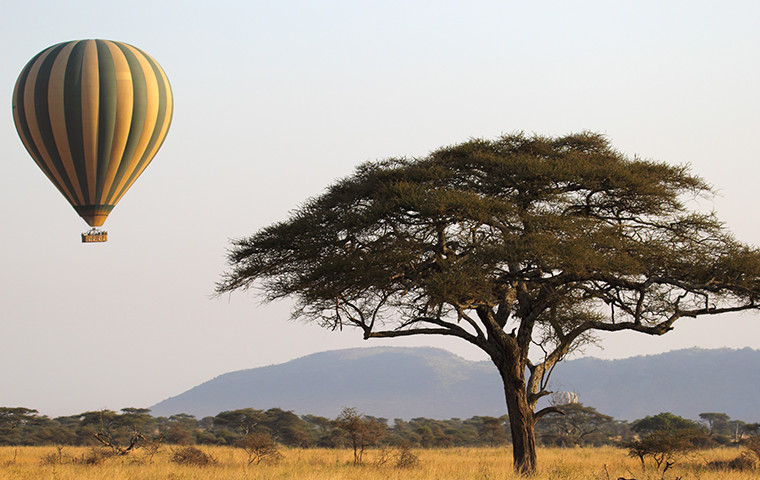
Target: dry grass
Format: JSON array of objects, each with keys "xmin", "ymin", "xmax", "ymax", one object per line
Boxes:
[{"xmin": 0, "ymin": 445, "xmax": 756, "ymax": 480}]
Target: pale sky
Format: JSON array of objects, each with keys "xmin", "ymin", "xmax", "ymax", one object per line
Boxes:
[{"xmin": 1, "ymin": 0, "xmax": 759, "ymax": 418}]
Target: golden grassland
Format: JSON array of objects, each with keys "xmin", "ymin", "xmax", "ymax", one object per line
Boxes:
[{"xmin": 0, "ymin": 445, "xmax": 756, "ymax": 480}]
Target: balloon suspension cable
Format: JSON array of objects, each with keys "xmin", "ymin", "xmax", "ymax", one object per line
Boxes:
[{"xmin": 81, "ymin": 228, "xmax": 108, "ymax": 243}]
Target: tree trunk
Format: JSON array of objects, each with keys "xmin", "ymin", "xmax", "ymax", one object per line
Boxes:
[{"xmin": 497, "ymin": 357, "xmax": 537, "ymax": 475}]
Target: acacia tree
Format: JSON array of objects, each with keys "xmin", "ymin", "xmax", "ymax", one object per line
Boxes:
[
  {"xmin": 538, "ymin": 403, "xmax": 615, "ymax": 446},
  {"xmin": 478, "ymin": 416, "xmax": 509, "ymax": 447},
  {"xmin": 217, "ymin": 132, "xmax": 760, "ymax": 474},
  {"xmin": 334, "ymin": 407, "xmax": 386, "ymax": 464}
]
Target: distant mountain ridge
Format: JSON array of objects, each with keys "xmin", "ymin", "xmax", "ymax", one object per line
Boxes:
[
  {"xmin": 550, "ymin": 347, "xmax": 760, "ymax": 421},
  {"xmin": 150, "ymin": 347, "xmax": 760, "ymax": 422}
]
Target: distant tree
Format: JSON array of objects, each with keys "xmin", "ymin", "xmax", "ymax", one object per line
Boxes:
[
  {"xmin": 457, "ymin": 418, "xmax": 486, "ymax": 445},
  {"xmin": 302, "ymin": 414, "xmax": 332, "ymax": 434},
  {"xmin": 742, "ymin": 423, "xmax": 760, "ymax": 437},
  {"xmin": 387, "ymin": 418, "xmax": 423, "ymax": 447},
  {"xmin": 334, "ymin": 407, "xmax": 387, "ymax": 464},
  {"xmin": 0, "ymin": 408, "xmax": 39, "ymax": 445},
  {"xmin": 218, "ymin": 132, "xmax": 760, "ymax": 474},
  {"xmin": 699, "ymin": 412, "xmax": 731, "ymax": 435},
  {"xmin": 26, "ymin": 415, "xmax": 74, "ymax": 445},
  {"xmin": 117, "ymin": 408, "xmax": 156, "ymax": 435},
  {"xmin": 302, "ymin": 414, "xmax": 341, "ymax": 446},
  {"xmin": 212, "ymin": 408, "xmax": 262, "ymax": 444},
  {"xmin": 194, "ymin": 416, "xmax": 221, "ymax": 445},
  {"xmin": 632, "ymin": 412, "xmax": 703, "ymax": 435},
  {"xmin": 626, "ymin": 411, "xmax": 712, "ymax": 473},
  {"xmin": 538, "ymin": 403, "xmax": 615, "ymax": 446},
  {"xmin": 160, "ymin": 413, "xmax": 198, "ymax": 445},
  {"xmin": 259, "ymin": 408, "xmax": 311, "ymax": 447},
  {"xmin": 0, "ymin": 407, "xmax": 38, "ymax": 430},
  {"xmin": 477, "ymin": 416, "xmax": 509, "ymax": 446},
  {"xmin": 84, "ymin": 409, "xmax": 153, "ymax": 455},
  {"xmin": 625, "ymin": 429, "xmax": 698, "ymax": 472},
  {"xmin": 412, "ymin": 418, "xmax": 456, "ymax": 447}
]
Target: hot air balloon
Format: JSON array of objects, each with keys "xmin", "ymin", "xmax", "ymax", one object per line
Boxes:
[{"xmin": 12, "ymin": 39, "xmax": 173, "ymax": 243}]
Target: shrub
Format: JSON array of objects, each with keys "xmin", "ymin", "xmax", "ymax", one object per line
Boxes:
[
  {"xmin": 39, "ymin": 446, "xmax": 67, "ymax": 466},
  {"xmin": 373, "ymin": 444, "xmax": 419, "ymax": 469},
  {"xmin": 170, "ymin": 446, "xmax": 217, "ymax": 466},
  {"xmin": 73, "ymin": 447, "xmax": 116, "ymax": 465},
  {"xmin": 707, "ymin": 451, "xmax": 757, "ymax": 471},
  {"xmin": 238, "ymin": 432, "xmax": 283, "ymax": 465},
  {"xmin": 394, "ymin": 444, "xmax": 419, "ymax": 469}
]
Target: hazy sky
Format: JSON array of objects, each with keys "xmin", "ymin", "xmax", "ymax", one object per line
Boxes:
[{"xmin": 1, "ymin": 1, "xmax": 759, "ymax": 418}]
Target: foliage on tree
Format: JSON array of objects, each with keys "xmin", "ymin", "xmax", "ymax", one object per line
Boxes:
[
  {"xmin": 699, "ymin": 412, "xmax": 731, "ymax": 435},
  {"xmin": 0, "ymin": 407, "xmax": 38, "ymax": 431},
  {"xmin": 477, "ymin": 416, "xmax": 509, "ymax": 447},
  {"xmin": 0, "ymin": 408, "xmax": 44, "ymax": 445},
  {"xmin": 743, "ymin": 423, "xmax": 760, "ymax": 437},
  {"xmin": 160, "ymin": 413, "xmax": 198, "ymax": 445},
  {"xmin": 212, "ymin": 408, "xmax": 260, "ymax": 437},
  {"xmin": 218, "ymin": 132, "xmax": 760, "ymax": 473},
  {"xmin": 386, "ymin": 417, "xmax": 484, "ymax": 447},
  {"xmin": 211, "ymin": 407, "xmax": 310, "ymax": 447},
  {"xmin": 697, "ymin": 412, "xmax": 752, "ymax": 445},
  {"xmin": 631, "ymin": 412, "xmax": 703, "ymax": 435}
]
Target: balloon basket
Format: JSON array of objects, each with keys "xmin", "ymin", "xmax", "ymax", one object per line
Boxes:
[{"xmin": 81, "ymin": 229, "xmax": 108, "ymax": 243}]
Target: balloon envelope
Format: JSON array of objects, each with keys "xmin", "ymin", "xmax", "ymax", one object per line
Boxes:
[{"xmin": 12, "ymin": 39, "xmax": 173, "ymax": 227}]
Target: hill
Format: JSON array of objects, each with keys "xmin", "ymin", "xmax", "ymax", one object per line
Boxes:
[
  {"xmin": 151, "ymin": 347, "xmax": 504, "ymax": 420},
  {"xmin": 150, "ymin": 347, "xmax": 760, "ymax": 421}
]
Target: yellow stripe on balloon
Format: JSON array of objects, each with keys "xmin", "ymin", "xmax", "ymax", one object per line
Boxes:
[
  {"xmin": 99, "ymin": 41, "xmax": 134, "ymax": 205},
  {"xmin": 114, "ymin": 51, "xmax": 173, "ymax": 205},
  {"xmin": 109, "ymin": 44, "xmax": 162, "ymax": 204},
  {"xmin": 145, "ymin": 56, "xmax": 174, "ymax": 166},
  {"xmin": 47, "ymin": 42, "xmax": 85, "ymax": 205},
  {"xmin": 80, "ymin": 40, "xmax": 100, "ymax": 203},
  {"xmin": 22, "ymin": 48, "xmax": 78, "ymax": 206},
  {"xmin": 112, "ymin": 83, "xmax": 172, "ymax": 204}
]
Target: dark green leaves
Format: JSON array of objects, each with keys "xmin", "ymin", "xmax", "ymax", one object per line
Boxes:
[{"xmin": 218, "ymin": 132, "xmax": 760, "ymax": 338}]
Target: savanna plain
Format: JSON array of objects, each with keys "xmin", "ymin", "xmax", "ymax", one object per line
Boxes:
[{"xmin": 0, "ymin": 445, "xmax": 756, "ymax": 480}]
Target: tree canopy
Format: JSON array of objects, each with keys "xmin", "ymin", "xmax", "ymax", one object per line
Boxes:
[{"xmin": 218, "ymin": 132, "xmax": 760, "ymax": 473}]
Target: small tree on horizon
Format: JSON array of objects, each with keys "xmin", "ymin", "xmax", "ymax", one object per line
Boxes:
[
  {"xmin": 334, "ymin": 407, "xmax": 386, "ymax": 465},
  {"xmin": 477, "ymin": 416, "xmax": 509, "ymax": 447},
  {"xmin": 626, "ymin": 411, "xmax": 710, "ymax": 472},
  {"xmin": 218, "ymin": 132, "xmax": 760, "ymax": 474}
]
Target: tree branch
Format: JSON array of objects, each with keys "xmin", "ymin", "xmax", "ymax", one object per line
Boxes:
[
  {"xmin": 455, "ymin": 308, "xmax": 487, "ymax": 341},
  {"xmin": 534, "ymin": 406, "xmax": 565, "ymax": 420}
]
